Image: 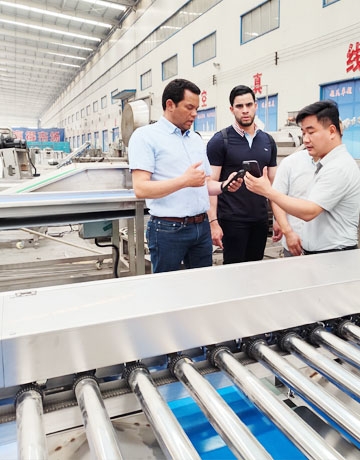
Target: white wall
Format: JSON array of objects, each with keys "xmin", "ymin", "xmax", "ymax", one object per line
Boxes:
[{"xmin": 41, "ymin": 0, "xmax": 360, "ymax": 149}]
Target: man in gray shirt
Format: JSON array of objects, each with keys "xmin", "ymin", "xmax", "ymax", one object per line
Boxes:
[{"xmin": 244, "ymin": 100, "xmax": 360, "ymax": 254}]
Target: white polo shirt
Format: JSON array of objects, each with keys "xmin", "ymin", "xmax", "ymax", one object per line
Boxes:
[
  {"xmin": 273, "ymin": 149, "xmax": 316, "ymax": 251},
  {"xmin": 301, "ymin": 144, "xmax": 360, "ymax": 251}
]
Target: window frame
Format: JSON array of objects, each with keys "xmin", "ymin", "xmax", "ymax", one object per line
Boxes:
[
  {"xmin": 162, "ymin": 55, "xmax": 178, "ymax": 81},
  {"xmin": 193, "ymin": 32, "xmax": 216, "ymax": 67},
  {"xmin": 241, "ymin": 0, "xmax": 279, "ymax": 45}
]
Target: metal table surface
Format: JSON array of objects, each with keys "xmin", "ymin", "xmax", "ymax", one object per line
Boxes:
[
  {"xmin": 0, "ymin": 249, "xmax": 359, "ymax": 388},
  {"xmin": 0, "ymin": 189, "xmax": 146, "ymax": 229}
]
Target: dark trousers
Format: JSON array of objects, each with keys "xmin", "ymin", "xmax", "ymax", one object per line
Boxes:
[{"xmin": 220, "ymin": 219, "xmax": 269, "ymax": 264}]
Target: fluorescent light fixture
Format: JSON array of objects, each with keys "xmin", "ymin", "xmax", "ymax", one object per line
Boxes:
[
  {"xmin": 180, "ymin": 11, "xmax": 201, "ymax": 16},
  {"xmin": 160, "ymin": 26, "xmax": 182, "ymax": 30},
  {"xmin": 81, "ymin": 0, "xmax": 127, "ymax": 11},
  {"xmin": 0, "ymin": 19, "xmax": 101, "ymax": 42},
  {"xmin": 50, "ymin": 42, "xmax": 94, "ymax": 52},
  {"xmin": 0, "ymin": 1, "xmax": 112, "ymax": 28},
  {"xmin": 46, "ymin": 52, "xmax": 86, "ymax": 61},
  {"xmin": 55, "ymin": 62, "xmax": 81, "ymax": 68}
]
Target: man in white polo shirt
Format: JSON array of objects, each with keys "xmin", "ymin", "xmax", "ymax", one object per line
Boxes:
[
  {"xmin": 244, "ymin": 100, "xmax": 360, "ymax": 254},
  {"xmin": 271, "ymin": 148, "xmax": 318, "ymax": 256}
]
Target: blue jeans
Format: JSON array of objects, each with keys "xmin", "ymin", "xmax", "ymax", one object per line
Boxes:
[{"xmin": 146, "ymin": 217, "xmax": 213, "ymax": 273}]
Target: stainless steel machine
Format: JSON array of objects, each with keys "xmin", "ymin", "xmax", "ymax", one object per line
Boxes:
[{"xmin": 0, "ymin": 250, "xmax": 360, "ymax": 459}]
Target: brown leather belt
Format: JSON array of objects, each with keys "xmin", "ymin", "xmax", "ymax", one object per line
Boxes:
[{"xmin": 151, "ymin": 213, "xmax": 208, "ymax": 224}]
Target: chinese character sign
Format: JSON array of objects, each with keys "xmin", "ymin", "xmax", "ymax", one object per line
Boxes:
[
  {"xmin": 253, "ymin": 73, "xmax": 263, "ymax": 94},
  {"xmin": 12, "ymin": 128, "xmax": 65, "ymax": 142},
  {"xmin": 194, "ymin": 108, "xmax": 216, "ymax": 132},
  {"xmin": 322, "ymin": 79, "xmax": 360, "ymax": 159},
  {"xmin": 346, "ymin": 42, "xmax": 360, "ymax": 73},
  {"xmin": 201, "ymin": 90, "xmax": 208, "ymax": 108}
]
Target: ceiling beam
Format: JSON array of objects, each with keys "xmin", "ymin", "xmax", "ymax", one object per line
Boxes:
[
  {"xmin": 0, "ymin": 36, "xmax": 91, "ymax": 58},
  {"xmin": 0, "ymin": 1, "xmax": 119, "ymax": 27},
  {"xmin": 0, "ymin": 27, "xmax": 96, "ymax": 51},
  {"xmin": 0, "ymin": 15, "xmax": 104, "ymax": 42}
]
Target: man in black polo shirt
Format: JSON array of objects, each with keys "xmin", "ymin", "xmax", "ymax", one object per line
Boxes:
[{"xmin": 207, "ymin": 85, "xmax": 277, "ymax": 263}]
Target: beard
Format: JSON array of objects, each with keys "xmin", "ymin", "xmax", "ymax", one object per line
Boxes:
[{"xmin": 236, "ymin": 115, "xmax": 255, "ymax": 128}]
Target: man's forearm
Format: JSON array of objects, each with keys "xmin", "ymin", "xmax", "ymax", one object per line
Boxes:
[
  {"xmin": 267, "ymin": 189, "xmax": 322, "ymax": 222},
  {"xmin": 207, "ymin": 195, "xmax": 218, "ymax": 221},
  {"xmin": 272, "ymin": 202, "xmax": 292, "ymax": 233}
]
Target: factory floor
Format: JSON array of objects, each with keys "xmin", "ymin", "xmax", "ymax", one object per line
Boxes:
[{"xmin": 0, "ymin": 226, "xmax": 283, "ymax": 292}]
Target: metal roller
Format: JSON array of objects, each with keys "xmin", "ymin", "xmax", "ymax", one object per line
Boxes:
[
  {"xmin": 337, "ymin": 320, "xmax": 360, "ymax": 345},
  {"xmin": 280, "ymin": 332, "xmax": 360, "ymax": 401},
  {"xmin": 210, "ymin": 346, "xmax": 344, "ymax": 460},
  {"xmin": 310, "ymin": 325, "xmax": 360, "ymax": 370},
  {"xmin": 15, "ymin": 386, "xmax": 48, "ymax": 460},
  {"xmin": 169, "ymin": 355, "xmax": 272, "ymax": 460},
  {"xmin": 124, "ymin": 363, "xmax": 201, "ymax": 460},
  {"xmin": 74, "ymin": 376, "xmax": 124, "ymax": 460},
  {"xmin": 247, "ymin": 339, "xmax": 360, "ymax": 444}
]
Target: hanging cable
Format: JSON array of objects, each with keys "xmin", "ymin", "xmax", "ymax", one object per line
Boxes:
[{"xmin": 95, "ymin": 238, "xmax": 119, "ymax": 278}]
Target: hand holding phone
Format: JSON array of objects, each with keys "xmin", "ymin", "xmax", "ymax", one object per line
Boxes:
[
  {"xmin": 221, "ymin": 169, "xmax": 245, "ymax": 192},
  {"xmin": 243, "ymin": 160, "xmax": 262, "ymax": 177}
]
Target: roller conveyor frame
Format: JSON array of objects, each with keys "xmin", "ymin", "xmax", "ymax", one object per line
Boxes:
[{"xmin": 0, "ymin": 250, "xmax": 359, "ymax": 458}]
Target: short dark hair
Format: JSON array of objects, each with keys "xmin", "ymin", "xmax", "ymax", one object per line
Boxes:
[
  {"xmin": 296, "ymin": 100, "xmax": 341, "ymax": 134},
  {"xmin": 229, "ymin": 85, "xmax": 255, "ymax": 106},
  {"xmin": 162, "ymin": 78, "xmax": 200, "ymax": 110}
]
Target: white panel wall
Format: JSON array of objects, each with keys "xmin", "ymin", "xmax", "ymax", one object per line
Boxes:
[{"xmin": 41, "ymin": 0, "xmax": 360, "ymax": 148}]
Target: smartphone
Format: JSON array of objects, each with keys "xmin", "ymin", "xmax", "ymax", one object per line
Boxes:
[
  {"xmin": 243, "ymin": 160, "xmax": 262, "ymax": 177},
  {"xmin": 221, "ymin": 169, "xmax": 245, "ymax": 192}
]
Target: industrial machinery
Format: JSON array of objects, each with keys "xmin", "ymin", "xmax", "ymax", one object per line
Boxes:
[
  {"xmin": 0, "ymin": 127, "xmax": 33, "ymax": 183},
  {"xmin": 0, "ymin": 250, "xmax": 359, "ymax": 458}
]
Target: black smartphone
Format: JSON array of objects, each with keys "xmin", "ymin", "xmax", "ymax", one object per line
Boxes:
[
  {"xmin": 243, "ymin": 160, "xmax": 262, "ymax": 177},
  {"xmin": 221, "ymin": 169, "xmax": 245, "ymax": 192}
]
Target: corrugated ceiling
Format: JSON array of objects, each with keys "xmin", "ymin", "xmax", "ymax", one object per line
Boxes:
[{"xmin": 0, "ymin": 0, "xmax": 138, "ymax": 126}]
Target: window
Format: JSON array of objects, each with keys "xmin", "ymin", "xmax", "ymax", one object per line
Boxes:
[
  {"xmin": 86, "ymin": 104, "xmax": 91, "ymax": 115},
  {"xmin": 102, "ymin": 130, "xmax": 109, "ymax": 152},
  {"xmin": 193, "ymin": 32, "xmax": 216, "ymax": 66},
  {"xmin": 194, "ymin": 107, "xmax": 216, "ymax": 132},
  {"xmin": 93, "ymin": 101, "xmax": 98, "ymax": 112},
  {"xmin": 323, "ymin": 0, "xmax": 339, "ymax": 5},
  {"xmin": 94, "ymin": 131, "xmax": 99, "ymax": 148},
  {"xmin": 241, "ymin": 0, "xmax": 279, "ymax": 44},
  {"xmin": 76, "ymin": 112, "xmax": 80, "ymax": 120},
  {"xmin": 81, "ymin": 108, "xmax": 85, "ymax": 118},
  {"xmin": 141, "ymin": 70, "xmax": 152, "ymax": 90},
  {"xmin": 101, "ymin": 95, "xmax": 107, "ymax": 109},
  {"xmin": 111, "ymin": 89, "xmax": 118, "ymax": 104},
  {"xmin": 72, "ymin": 114, "xmax": 75, "ymax": 122},
  {"xmin": 87, "ymin": 133, "xmax": 92, "ymax": 142},
  {"xmin": 256, "ymin": 94, "xmax": 278, "ymax": 131},
  {"xmin": 68, "ymin": 116, "xmax": 71, "ymax": 124},
  {"xmin": 162, "ymin": 55, "xmax": 177, "ymax": 81},
  {"xmin": 112, "ymin": 127, "xmax": 120, "ymax": 141}
]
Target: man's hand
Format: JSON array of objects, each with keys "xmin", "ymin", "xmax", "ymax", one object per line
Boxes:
[
  {"xmin": 285, "ymin": 230, "xmax": 303, "ymax": 256},
  {"xmin": 183, "ymin": 161, "xmax": 207, "ymax": 187},
  {"xmin": 272, "ymin": 220, "xmax": 283, "ymax": 242},
  {"xmin": 210, "ymin": 220, "xmax": 223, "ymax": 249},
  {"xmin": 222, "ymin": 171, "xmax": 243, "ymax": 193},
  {"xmin": 244, "ymin": 166, "xmax": 272, "ymax": 197}
]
